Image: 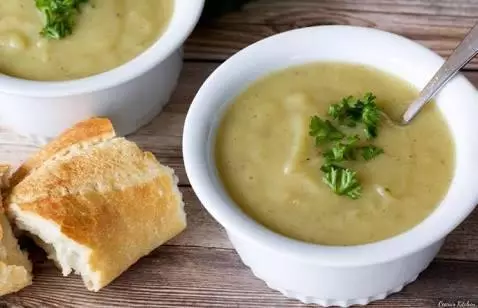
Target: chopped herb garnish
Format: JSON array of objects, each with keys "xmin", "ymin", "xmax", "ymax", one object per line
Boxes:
[
  {"xmin": 321, "ymin": 164, "xmax": 362, "ymax": 200},
  {"xmin": 360, "ymin": 145, "xmax": 384, "ymax": 161},
  {"xmin": 36, "ymin": 0, "xmax": 89, "ymax": 40},
  {"xmin": 323, "ymin": 135, "xmax": 360, "ymax": 163},
  {"xmin": 309, "ymin": 116, "xmax": 344, "ymax": 145},
  {"xmin": 310, "ymin": 92, "xmax": 384, "ymax": 199},
  {"xmin": 328, "ymin": 92, "xmax": 381, "ymax": 139},
  {"xmin": 328, "ymin": 96, "xmax": 362, "ymax": 127},
  {"xmin": 361, "ymin": 93, "xmax": 381, "ymax": 139}
]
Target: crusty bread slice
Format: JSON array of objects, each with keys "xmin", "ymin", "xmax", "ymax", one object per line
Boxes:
[
  {"xmin": 7, "ymin": 118, "xmax": 185, "ymax": 291},
  {"xmin": 0, "ymin": 165, "xmax": 32, "ymax": 296}
]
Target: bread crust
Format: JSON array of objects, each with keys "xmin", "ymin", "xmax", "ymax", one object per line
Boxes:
[
  {"xmin": 7, "ymin": 119, "xmax": 185, "ymax": 291},
  {"xmin": 10, "ymin": 118, "xmax": 115, "ymax": 187}
]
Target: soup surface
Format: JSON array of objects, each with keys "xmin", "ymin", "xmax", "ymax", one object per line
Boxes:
[
  {"xmin": 0, "ymin": 0, "xmax": 173, "ymax": 81},
  {"xmin": 215, "ymin": 62, "xmax": 454, "ymax": 246}
]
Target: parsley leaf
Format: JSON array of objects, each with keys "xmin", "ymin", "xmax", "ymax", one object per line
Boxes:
[
  {"xmin": 361, "ymin": 93, "xmax": 380, "ymax": 139},
  {"xmin": 36, "ymin": 0, "xmax": 89, "ymax": 40},
  {"xmin": 328, "ymin": 92, "xmax": 381, "ymax": 139},
  {"xmin": 328, "ymin": 96, "xmax": 362, "ymax": 127},
  {"xmin": 321, "ymin": 164, "xmax": 362, "ymax": 200},
  {"xmin": 323, "ymin": 135, "xmax": 360, "ymax": 163},
  {"xmin": 360, "ymin": 145, "xmax": 384, "ymax": 161},
  {"xmin": 309, "ymin": 116, "xmax": 344, "ymax": 145}
]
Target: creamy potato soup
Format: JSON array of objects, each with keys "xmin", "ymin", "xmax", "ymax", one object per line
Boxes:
[
  {"xmin": 215, "ymin": 62, "xmax": 454, "ymax": 246},
  {"xmin": 0, "ymin": 0, "xmax": 173, "ymax": 80}
]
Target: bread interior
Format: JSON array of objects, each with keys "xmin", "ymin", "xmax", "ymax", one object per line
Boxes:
[{"xmin": 9, "ymin": 203, "xmax": 100, "ymax": 291}]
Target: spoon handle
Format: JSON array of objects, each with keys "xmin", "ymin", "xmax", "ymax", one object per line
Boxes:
[{"xmin": 402, "ymin": 23, "xmax": 478, "ymax": 124}]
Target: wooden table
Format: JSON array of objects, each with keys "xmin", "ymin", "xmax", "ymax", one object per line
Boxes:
[{"xmin": 2, "ymin": 1, "xmax": 478, "ymax": 307}]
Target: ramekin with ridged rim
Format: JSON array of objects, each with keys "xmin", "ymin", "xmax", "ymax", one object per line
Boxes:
[
  {"xmin": 183, "ymin": 26, "xmax": 478, "ymax": 306},
  {"xmin": 0, "ymin": 0, "xmax": 204, "ymax": 140}
]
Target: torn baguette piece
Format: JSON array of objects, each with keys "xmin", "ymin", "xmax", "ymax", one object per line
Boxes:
[
  {"xmin": 7, "ymin": 118, "xmax": 186, "ymax": 291},
  {"xmin": 0, "ymin": 165, "xmax": 32, "ymax": 296}
]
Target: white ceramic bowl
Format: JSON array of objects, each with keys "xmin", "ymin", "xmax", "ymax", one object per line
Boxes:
[
  {"xmin": 0, "ymin": 0, "xmax": 204, "ymax": 140},
  {"xmin": 183, "ymin": 26, "xmax": 478, "ymax": 306}
]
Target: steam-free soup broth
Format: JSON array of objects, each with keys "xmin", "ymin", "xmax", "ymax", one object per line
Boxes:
[{"xmin": 215, "ymin": 62, "xmax": 454, "ymax": 246}]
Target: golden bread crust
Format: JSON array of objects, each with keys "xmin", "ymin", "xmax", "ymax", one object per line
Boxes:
[
  {"xmin": 9, "ymin": 138, "xmax": 158, "ymax": 204},
  {"xmin": 10, "ymin": 118, "xmax": 115, "ymax": 187}
]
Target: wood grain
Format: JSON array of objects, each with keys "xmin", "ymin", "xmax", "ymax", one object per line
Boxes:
[
  {"xmin": 1, "ymin": 246, "xmax": 476, "ymax": 307},
  {"xmin": 167, "ymin": 187, "xmax": 231, "ymax": 249},
  {"xmin": 184, "ymin": 0, "xmax": 478, "ymax": 68}
]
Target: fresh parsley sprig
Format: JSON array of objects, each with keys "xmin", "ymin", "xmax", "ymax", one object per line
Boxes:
[
  {"xmin": 35, "ymin": 0, "xmax": 89, "ymax": 40},
  {"xmin": 328, "ymin": 92, "xmax": 381, "ymax": 139},
  {"xmin": 309, "ymin": 116, "xmax": 344, "ymax": 145},
  {"xmin": 328, "ymin": 96, "xmax": 362, "ymax": 127},
  {"xmin": 308, "ymin": 92, "xmax": 384, "ymax": 199},
  {"xmin": 320, "ymin": 164, "xmax": 362, "ymax": 200},
  {"xmin": 323, "ymin": 135, "xmax": 360, "ymax": 163}
]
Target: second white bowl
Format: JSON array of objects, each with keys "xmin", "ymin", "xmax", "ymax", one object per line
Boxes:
[{"xmin": 0, "ymin": 0, "xmax": 204, "ymax": 140}]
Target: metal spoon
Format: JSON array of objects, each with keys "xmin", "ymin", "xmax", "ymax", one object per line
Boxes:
[{"xmin": 401, "ymin": 23, "xmax": 478, "ymax": 125}]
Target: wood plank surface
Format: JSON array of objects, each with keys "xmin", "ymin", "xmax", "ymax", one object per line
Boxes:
[
  {"xmin": 2, "ymin": 0, "xmax": 478, "ymax": 307},
  {"xmin": 185, "ymin": 0, "xmax": 478, "ymax": 68},
  {"xmin": 2, "ymin": 246, "xmax": 477, "ymax": 307}
]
